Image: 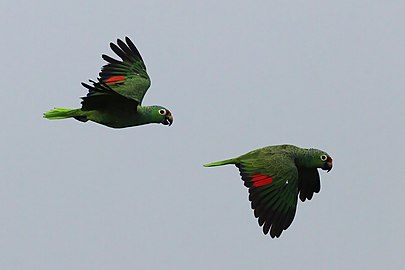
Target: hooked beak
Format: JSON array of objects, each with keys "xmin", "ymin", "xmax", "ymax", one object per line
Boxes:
[
  {"xmin": 161, "ymin": 113, "xmax": 173, "ymax": 126},
  {"xmin": 322, "ymin": 156, "xmax": 333, "ymax": 172}
]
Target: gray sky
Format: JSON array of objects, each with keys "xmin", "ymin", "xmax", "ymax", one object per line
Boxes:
[{"xmin": 1, "ymin": 1, "xmax": 404, "ymax": 269}]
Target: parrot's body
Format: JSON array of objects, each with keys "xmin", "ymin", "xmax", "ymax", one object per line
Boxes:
[
  {"xmin": 204, "ymin": 144, "xmax": 333, "ymax": 238},
  {"xmin": 44, "ymin": 37, "xmax": 173, "ymax": 128}
]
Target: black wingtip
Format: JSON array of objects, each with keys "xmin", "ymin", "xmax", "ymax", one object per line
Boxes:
[
  {"xmin": 81, "ymin": 82, "xmax": 92, "ymax": 90},
  {"xmin": 106, "ymin": 37, "xmax": 143, "ymax": 64},
  {"xmin": 110, "ymin": 42, "xmax": 128, "ymax": 61},
  {"xmin": 125, "ymin": 36, "xmax": 136, "ymax": 51},
  {"xmin": 102, "ymin": 54, "xmax": 120, "ymax": 64},
  {"xmin": 116, "ymin": 39, "xmax": 126, "ymax": 49}
]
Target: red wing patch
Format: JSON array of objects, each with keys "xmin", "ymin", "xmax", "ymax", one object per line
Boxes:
[
  {"xmin": 105, "ymin": 76, "xmax": 126, "ymax": 84},
  {"xmin": 251, "ymin": 174, "xmax": 273, "ymax": 187}
]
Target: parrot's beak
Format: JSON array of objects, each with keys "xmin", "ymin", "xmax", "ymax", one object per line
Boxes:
[
  {"xmin": 162, "ymin": 112, "xmax": 173, "ymax": 126},
  {"xmin": 322, "ymin": 156, "xmax": 333, "ymax": 172},
  {"xmin": 326, "ymin": 163, "xmax": 332, "ymax": 172}
]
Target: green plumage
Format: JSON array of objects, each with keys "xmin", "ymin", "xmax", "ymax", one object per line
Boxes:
[
  {"xmin": 43, "ymin": 37, "xmax": 173, "ymax": 128},
  {"xmin": 204, "ymin": 144, "xmax": 333, "ymax": 238}
]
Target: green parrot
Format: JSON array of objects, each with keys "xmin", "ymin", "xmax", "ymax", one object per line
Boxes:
[
  {"xmin": 43, "ymin": 37, "xmax": 173, "ymax": 128},
  {"xmin": 204, "ymin": 144, "xmax": 333, "ymax": 238}
]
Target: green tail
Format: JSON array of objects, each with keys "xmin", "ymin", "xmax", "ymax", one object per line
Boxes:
[
  {"xmin": 43, "ymin": 108, "xmax": 87, "ymax": 122},
  {"xmin": 203, "ymin": 158, "xmax": 237, "ymax": 167}
]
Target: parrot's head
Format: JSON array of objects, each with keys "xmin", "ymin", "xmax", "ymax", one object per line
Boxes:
[
  {"xmin": 153, "ymin": 106, "xmax": 173, "ymax": 126},
  {"xmin": 306, "ymin": 149, "xmax": 333, "ymax": 172}
]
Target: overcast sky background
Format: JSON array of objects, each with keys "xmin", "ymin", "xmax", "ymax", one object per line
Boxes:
[{"xmin": 1, "ymin": 1, "xmax": 404, "ymax": 269}]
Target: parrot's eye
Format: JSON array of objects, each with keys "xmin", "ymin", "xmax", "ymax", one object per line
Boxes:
[
  {"xmin": 320, "ymin": 155, "xmax": 328, "ymax": 161},
  {"xmin": 158, "ymin": 109, "xmax": 166, "ymax": 115}
]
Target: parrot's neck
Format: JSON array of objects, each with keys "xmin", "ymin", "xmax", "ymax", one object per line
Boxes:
[
  {"xmin": 293, "ymin": 150, "xmax": 312, "ymax": 167},
  {"xmin": 136, "ymin": 106, "xmax": 162, "ymax": 125},
  {"xmin": 293, "ymin": 149, "xmax": 321, "ymax": 169}
]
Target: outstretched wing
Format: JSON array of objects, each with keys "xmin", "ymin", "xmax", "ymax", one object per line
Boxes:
[
  {"xmin": 98, "ymin": 37, "xmax": 151, "ymax": 104},
  {"xmin": 236, "ymin": 153, "xmax": 299, "ymax": 238}
]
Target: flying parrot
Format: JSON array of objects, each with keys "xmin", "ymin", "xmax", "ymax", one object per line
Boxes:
[
  {"xmin": 204, "ymin": 144, "xmax": 333, "ymax": 238},
  {"xmin": 43, "ymin": 37, "xmax": 173, "ymax": 128}
]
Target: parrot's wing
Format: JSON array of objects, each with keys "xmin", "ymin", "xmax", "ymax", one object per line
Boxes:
[
  {"xmin": 92, "ymin": 37, "xmax": 151, "ymax": 105},
  {"xmin": 297, "ymin": 167, "xmax": 321, "ymax": 202},
  {"xmin": 80, "ymin": 80, "xmax": 137, "ymax": 111},
  {"xmin": 236, "ymin": 153, "xmax": 299, "ymax": 238}
]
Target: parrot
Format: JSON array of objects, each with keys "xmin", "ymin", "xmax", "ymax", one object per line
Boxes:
[
  {"xmin": 203, "ymin": 144, "xmax": 333, "ymax": 238},
  {"xmin": 43, "ymin": 37, "xmax": 173, "ymax": 128}
]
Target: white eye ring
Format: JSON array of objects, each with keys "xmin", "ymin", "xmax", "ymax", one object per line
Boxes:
[
  {"xmin": 158, "ymin": 109, "xmax": 166, "ymax": 115},
  {"xmin": 320, "ymin": 155, "xmax": 328, "ymax": 161}
]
